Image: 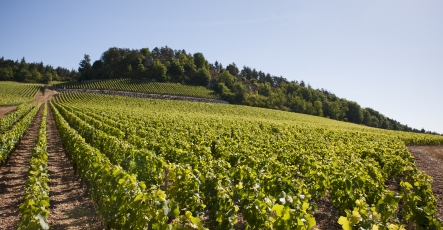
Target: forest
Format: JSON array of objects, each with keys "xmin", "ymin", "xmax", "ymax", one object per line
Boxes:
[{"xmin": 1, "ymin": 46, "xmax": 439, "ymax": 135}]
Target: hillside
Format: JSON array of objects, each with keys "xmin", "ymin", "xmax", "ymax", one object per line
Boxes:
[
  {"xmin": 2, "ymin": 47, "xmax": 441, "ymax": 135},
  {"xmin": 54, "ymin": 78, "xmax": 220, "ymax": 100},
  {"xmin": 1, "ymin": 81, "xmax": 443, "ymax": 229},
  {"xmin": 49, "ymin": 91, "xmax": 443, "ymax": 228}
]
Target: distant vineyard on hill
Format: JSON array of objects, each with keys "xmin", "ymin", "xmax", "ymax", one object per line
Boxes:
[
  {"xmin": 54, "ymin": 79, "xmax": 220, "ymax": 99},
  {"xmin": 0, "ymin": 81, "xmax": 43, "ymax": 106}
]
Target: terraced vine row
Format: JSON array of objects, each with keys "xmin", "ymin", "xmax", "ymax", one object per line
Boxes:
[
  {"xmin": 0, "ymin": 103, "xmax": 40, "ymax": 162},
  {"xmin": 51, "ymin": 92, "xmax": 443, "ymax": 229},
  {"xmin": 0, "ymin": 103, "xmax": 35, "ymax": 134},
  {"xmin": 54, "ymin": 78, "xmax": 219, "ymax": 99},
  {"xmin": 0, "ymin": 81, "xmax": 43, "ymax": 106}
]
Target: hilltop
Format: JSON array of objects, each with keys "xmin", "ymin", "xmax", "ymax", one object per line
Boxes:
[{"xmin": 1, "ymin": 46, "xmax": 440, "ymax": 135}]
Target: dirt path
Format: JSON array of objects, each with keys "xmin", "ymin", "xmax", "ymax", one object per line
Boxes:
[
  {"xmin": 46, "ymin": 106, "xmax": 101, "ymax": 229},
  {"xmin": 0, "ymin": 105, "xmax": 43, "ymax": 229},
  {"xmin": 0, "ymin": 88, "xmax": 57, "ymax": 119},
  {"xmin": 408, "ymin": 146, "xmax": 443, "ymax": 220},
  {"xmin": 0, "ymin": 106, "xmax": 17, "ymax": 119},
  {"xmin": 34, "ymin": 88, "xmax": 58, "ymax": 104}
]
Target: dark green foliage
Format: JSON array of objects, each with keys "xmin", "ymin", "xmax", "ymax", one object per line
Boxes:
[
  {"xmin": 194, "ymin": 68, "xmax": 210, "ymax": 86},
  {"xmin": 0, "ymin": 56, "xmax": 75, "ymax": 83},
  {"xmin": 1, "ymin": 44, "xmax": 438, "ymax": 134}
]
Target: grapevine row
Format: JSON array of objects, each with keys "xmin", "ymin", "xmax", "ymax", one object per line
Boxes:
[
  {"xmin": 53, "ymin": 101, "xmax": 319, "ymax": 229},
  {"xmin": 52, "ymin": 92, "xmax": 442, "ymax": 229},
  {"xmin": 50, "ymin": 102, "xmax": 206, "ymax": 229},
  {"xmin": 0, "ymin": 103, "xmax": 34, "ymax": 134},
  {"xmin": 18, "ymin": 103, "xmax": 50, "ymax": 230},
  {"xmin": 54, "ymin": 78, "xmax": 219, "ymax": 99},
  {"xmin": 0, "ymin": 104, "xmax": 40, "ymax": 162},
  {"xmin": 0, "ymin": 81, "xmax": 43, "ymax": 106}
]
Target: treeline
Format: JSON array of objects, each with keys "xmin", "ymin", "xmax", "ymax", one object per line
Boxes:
[
  {"xmin": 77, "ymin": 46, "xmax": 212, "ymax": 86},
  {"xmin": 77, "ymin": 46, "xmax": 438, "ymax": 134},
  {"xmin": 1, "ymin": 46, "xmax": 439, "ymax": 135},
  {"xmin": 0, "ymin": 57, "xmax": 77, "ymax": 83}
]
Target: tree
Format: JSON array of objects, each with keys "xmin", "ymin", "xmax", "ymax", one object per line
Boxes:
[
  {"xmin": 193, "ymin": 52, "xmax": 209, "ymax": 69},
  {"xmin": 43, "ymin": 72, "xmax": 53, "ymax": 83},
  {"xmin": 346, "ymin": 101, "xmax": 363, "ymax": 124},
  {"xmin": 78, "ymin": 54, "xmax": 92, "ymax": 80},
  {"xmin": 362, "ymin": 109, "xmax": 371, "ymax": 126},
  {"xmin": 136, "ymin": 64, "xmax": 147, "ymax": 79},
  {"xmin": 0, "ymin": 67, "xmax": 13, "ymax": 80},
  {"xmin": 31, "ymin": 68, "xmax": 43, "ymax": 82},
  {"xmin": 305, "ymin": 101, "xmax": 315, "ymax": 115},
  {"xmin": 150, "ymin": 60, "xmax": 168, "ymax": 82},
  {"xmin": 216, "ymin": 82, "xmax": 235, "ymax": 102},
  {"xmin": 291, "ymin": 96, "xmax": 306, "ymax": 113},
  {"xmin": 140, "ymin": 48, "xmax": 151, "ymax": 58},
  {"xmin": 231, "ymin": 82, "xmax": 246, "ymax": 103},
  {"xmin": 324, "ymin": 101, "xmax": 339, "ymax": 119},
  {"xmin": 258, "ymin": 82, "xmax": 272, "ymax": 97},
  {"xmin": 217, "ymin": 70, "xmax": 236, "ymax": 88},
  {"xmin": 314, "ymin": 100, "xmax": 323, "ymax": 116},
  {"xmin": 194, "ymin": 68, "xmax": 211, "ymax": 86},
  {"xmin": 226, "ymin": 63, "xmax": 239, "ymax": 77},
  {"xmin": 168, "ymin": 59, "xmax": 185, "ymax": 82}
]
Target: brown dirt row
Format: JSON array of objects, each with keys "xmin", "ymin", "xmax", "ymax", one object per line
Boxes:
[
  {"xmin": 408, "ymin": 146, "xmax": 443, "ymax": 221},
  {"xmin": 0, "ymin": 106, "xmax": 17, "ymax": 119},
  {"xmin": 0, "ymin": 87, "xmax": 58, "ymax": 119},
  {"xmin": 0, "ymin": 105, "xmax": 43, "ymax": 229},
  {"xmin": 34, "ymin": 88, "xmax": 58, "ymax": 104}
]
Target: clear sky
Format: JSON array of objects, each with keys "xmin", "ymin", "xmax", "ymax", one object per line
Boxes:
[{"xmin": 1, "ymin": 0, "xmax": 442, "ymax": 134}]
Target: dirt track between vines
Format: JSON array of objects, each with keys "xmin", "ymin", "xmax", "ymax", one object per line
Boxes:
[
  {"xmin": 0, "ymin": 106, "xmax": 17, "ymax": 118},
  {"xmin": 46, "ymin": 104, "xmax": 101, "ymax": 229}
]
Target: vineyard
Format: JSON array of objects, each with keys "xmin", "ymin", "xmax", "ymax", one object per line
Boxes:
[
  {"xmin": 54, "ymin": 78, "xmax": 220, "ymax": 99},
  {"xmin": 48, "ymin": 92, "xmax": 442, "ymax": 229},
  {"xmin": 0, "ymin": 81, "xmax": 43, "ymax": 106},
  {"xmin": 0, "ymin": 83, "xmax": 442, "ymax": 229}
]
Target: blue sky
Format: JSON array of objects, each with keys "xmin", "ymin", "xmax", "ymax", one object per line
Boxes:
[{"xmin": 1, "ymin": 1, "xmax": 442, "ymax": 133}]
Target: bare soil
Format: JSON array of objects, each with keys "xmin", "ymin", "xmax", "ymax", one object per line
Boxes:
[
  {"xmin": 408, "ymin": 145, "xmax": 443, "ymax": 221},
  {"xmin": 0, "ymin": 105, "xmax": 43, "ymax": 229},
  {"xmin": 0, "ymin": 88, "xmax": 57, "ymax": 119},
  {"xmin": 34, "ymin": 88, "xmax": 58, "ymax": 104},
  {"xmin": 46, "ymin": 105, "xmax": 102, "ymax": 229},
  {"xmin": 313, "ymin": 194, "xmax": 342, "ymax": 230},
  {"xmin": 0, "ymin": 106, "xmax": 17, "ymax": 119}
]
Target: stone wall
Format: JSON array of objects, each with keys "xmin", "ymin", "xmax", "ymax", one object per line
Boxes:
[{"xmin": 53, "ymin": 88, "xmax": 229, "ymax": 104}]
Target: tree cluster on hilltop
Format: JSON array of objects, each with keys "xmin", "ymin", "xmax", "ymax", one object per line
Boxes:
[
  {"xmin": 0, "ymin": 57, "xmax": 77, "ymax": 83},
  {"xmin": 1, "ymin": 47, "xmax": 439, "ymax": 135},
  {"xmin": 75, "ymin": 46, "xmax": 438, "ymax": 135}
]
